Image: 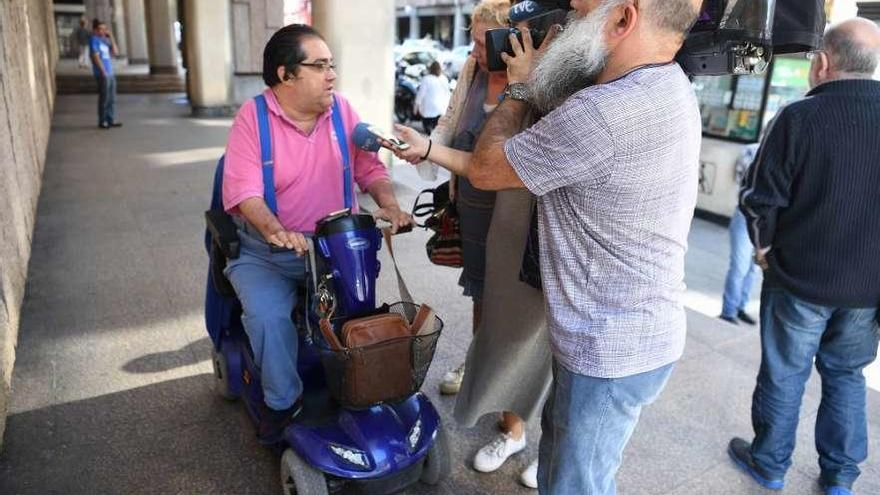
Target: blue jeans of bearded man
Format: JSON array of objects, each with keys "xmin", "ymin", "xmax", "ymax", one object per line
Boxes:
[
  {"xmin": 749, "ymin": 286, "xmax": 879, "ymax": 489},
  {"xmin": 537, "ymin": 361, "xmax": 675, "ymax": 495},
  {"xmin": 224, "ymin": 226, "xmax": 306, "ymax": 411}
]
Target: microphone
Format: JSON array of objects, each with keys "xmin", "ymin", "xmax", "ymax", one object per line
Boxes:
[{"xmin": 353, "ymin": 123, "xmax": 411, "ymax": 152}]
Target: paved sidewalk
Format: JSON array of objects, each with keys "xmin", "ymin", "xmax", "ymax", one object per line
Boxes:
[{"xmin": 0, "ymin": 94, "xmax": 877, "ymax": 494}]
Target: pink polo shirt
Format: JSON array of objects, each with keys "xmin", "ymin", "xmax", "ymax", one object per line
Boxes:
[{"xmin": 222, "ymin": 89, "xmax": 389, "ymax": 233}]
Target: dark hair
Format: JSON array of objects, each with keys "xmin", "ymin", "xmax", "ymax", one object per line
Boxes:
[
  {"xmin": 92, "ymin": 18, "xmax": 103, "ymax": 30},
  {"xmin": 429, "ymin": 61, "xmax": 442, "ymax": 76},
  {"xmin": 262, "ymin": 24, "xmax": 324, "ymax": 87}
]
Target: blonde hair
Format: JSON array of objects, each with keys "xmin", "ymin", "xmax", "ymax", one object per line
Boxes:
[{"xmin": 470, "ymin": 0, "xmax": 511, "ymax": 30}]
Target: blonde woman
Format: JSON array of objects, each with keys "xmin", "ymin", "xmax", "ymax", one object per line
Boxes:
[{"xmin": 400, "ymin": 0, "xmax": 553, "ymax": 488}]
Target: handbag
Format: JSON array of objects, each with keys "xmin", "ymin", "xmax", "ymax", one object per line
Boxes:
[
  {"xmin": 412, "ymin": 180, "xmax": 463, "ymax": 268},
  {"xmin": 519, "ymin": 202, "xmax": 543, "ymax": 290}
]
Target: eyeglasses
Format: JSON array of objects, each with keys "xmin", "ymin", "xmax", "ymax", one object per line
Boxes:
[
  {"xmin": 805, "ymin": 50, "xmax": 824, "ymax": 61},
  {"xmin": 299, "ymin": 60, "xmax": 337, "ymax": 73}
]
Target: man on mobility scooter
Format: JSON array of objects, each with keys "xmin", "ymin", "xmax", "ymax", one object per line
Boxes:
[{"xmin": 220, "ymin": 24, "xmax": 412, "ymax": 444}]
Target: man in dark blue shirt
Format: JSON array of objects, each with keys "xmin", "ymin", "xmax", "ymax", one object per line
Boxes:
[
  {"xmin": 89, "ymin": 19, "xmax": 121, "ymax": 129},
  {"xmin": 729, "ymin": 18, "xmax": 880, "ymax": 495}
]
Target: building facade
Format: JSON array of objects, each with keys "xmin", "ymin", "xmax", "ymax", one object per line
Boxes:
[
  {"xmin": 395, "ymin": 0, "xmax": 475, "ymax": 47},
  {"xmin": 0, "ymin": 0, "xmax": 59, "ymax": 450}
]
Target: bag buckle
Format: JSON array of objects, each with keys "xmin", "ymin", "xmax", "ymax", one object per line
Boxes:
[{"xmin": 316, "ymin": 274, "xmax": 336, "ymax": 318}]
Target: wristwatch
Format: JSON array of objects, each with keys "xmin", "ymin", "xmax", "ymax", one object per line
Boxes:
[{"xmin": 503, "ymin": 82, "xmax": 531, "ymax": 103}]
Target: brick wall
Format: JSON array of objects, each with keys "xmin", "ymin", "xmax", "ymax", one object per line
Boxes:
[{"xmin": 0, "ymin": 0, "xmax": 58, "ymax": 449}]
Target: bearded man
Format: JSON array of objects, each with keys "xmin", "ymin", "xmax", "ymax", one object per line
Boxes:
[{"xmin": 398, "ymin": 0, "xmax": 703, "ymax": 492}]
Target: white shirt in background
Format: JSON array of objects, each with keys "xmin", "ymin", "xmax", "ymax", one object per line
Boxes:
[{"xmin": 415, "ymin": 74, "xmax": 451, "ymax": 119}]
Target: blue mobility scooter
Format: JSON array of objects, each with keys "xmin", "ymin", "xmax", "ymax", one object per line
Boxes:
[{"xmin": 204, "ymin": 95, "xmax": 450, "ymax": 494}]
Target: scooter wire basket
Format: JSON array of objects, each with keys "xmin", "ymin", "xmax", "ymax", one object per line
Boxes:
[{"xmin": 319, "ymin": 302, "xmax": 443, "ymax": 409}]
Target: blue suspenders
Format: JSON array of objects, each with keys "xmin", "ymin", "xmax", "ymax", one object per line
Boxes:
[
  {"xmin": 330, "ymin": 95, "xmax": 353, "ymax": 210},
  {"xmin": 253, "ymin": 93, "xmax": 352, "ymax": 216},
  {"xmin": 254, "ymin": 95, "xmax": 277, "ymax": 214}
]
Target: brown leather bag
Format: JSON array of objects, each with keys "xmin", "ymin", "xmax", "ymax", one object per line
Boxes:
[
  {"xmin": 341, "ymin": 313, "xmax": 413, "ymax": 405},
  {"xmin": 319, "ymin": 312, "xmax": 415, "ymax": 407},
  {"xmin": 341, "ymin": 313, "xmax": 410, "ymax": 347}
]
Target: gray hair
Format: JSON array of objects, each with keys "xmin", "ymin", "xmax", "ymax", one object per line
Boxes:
[
  {"xmin": 645, "ymin": 0, "xmax": 701, "ymax": 38},
  {"xmin": 824, "ymin": 26, "xmax": 880, "ymax": 75}
]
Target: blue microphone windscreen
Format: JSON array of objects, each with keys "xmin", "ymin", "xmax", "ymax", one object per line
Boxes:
[
  {"xmin": 353, "ymin": 123, "xmax": 381, "ymax": 152},
  {"xmin": 509, "ymin": 1, "xmax": 548, "ymax": 23}
]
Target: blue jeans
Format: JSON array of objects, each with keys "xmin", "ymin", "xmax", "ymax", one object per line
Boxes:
[
  {"xmin": 721, "ymin": 209, "xmax": 759, "ymax": 318},
  {"xmin": 96, "ymin": 74, "xmax": 117, "ymax": 125},
  {"xmin": 224, "ymin": 227, "xmax": 307, "ymax": 411},
  {"xmin": 750, "ymin": 287, "xmax": 880, "ymax": 488},
  {"xmin": 537, "ymin": 361, "xmax": 675, "ymax": 495}
]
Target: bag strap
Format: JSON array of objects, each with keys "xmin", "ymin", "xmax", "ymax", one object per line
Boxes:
[
  {"xmin": 411, "ymin": 188, "xmax": 439, "ymax": 226},
  {"xmin": 330, "ymin": 95, "xmax": 353, "ymax": 210},
  {"xmin": 382, "ymin": 229, "xmax": 414, "ymax": 304},
  {"xmin": 254, "ymin": 94, "xmax": 277, "ymax": 215},
  {"xmin": 320, "ymin": 317, "xmax": 345, "ymax": 351}
]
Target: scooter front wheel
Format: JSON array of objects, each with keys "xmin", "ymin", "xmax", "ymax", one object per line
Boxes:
[
  {"xmin": 280, "ymin": 448, "xmax": 328, "ymax": 495},
  {"xmin": 420, "ymin": 426, "xmax": 451, "ymax": 485}
]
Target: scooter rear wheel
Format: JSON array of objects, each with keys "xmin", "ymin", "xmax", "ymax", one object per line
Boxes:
[
  {"xmin": 211, "ymin": 346, "xmax": 237, "ymax": 401},
  {"xmin": 280, "ymin": 448, "xmax": 328, "ymax": 495}
]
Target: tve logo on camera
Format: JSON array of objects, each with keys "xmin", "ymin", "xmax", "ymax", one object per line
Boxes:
[{"xmin": 511, "ymin": 1, "xmax": 538, "ymax": 17}]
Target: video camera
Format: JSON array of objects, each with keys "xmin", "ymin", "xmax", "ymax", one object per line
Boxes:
[
  {"xmin": 677, "ymin": 0, "xmax": 825, "ymax": 75},
  {"xmin": 485, "ymin": 1, "xmax": 568, "ymax": 72},
  {"xmin": 485, "ymin": 0, "xmax": 825, "ymax": 76}
]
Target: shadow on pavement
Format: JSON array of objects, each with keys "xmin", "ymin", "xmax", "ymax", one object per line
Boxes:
[
  {"xmin": 0, "ymin": 374, "xmax": 277, "ymax": 495},
  {"xmin": 123, "ymin": 337, "xmax": 213, "ymax": 374}
]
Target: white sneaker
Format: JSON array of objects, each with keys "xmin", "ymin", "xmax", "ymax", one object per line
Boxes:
[
  {"xmin": 473, "ymin": 432, "xmax": 526, "ymax": 473},
  {"xmin": 439, "ymin": 362, "xmax": 465, "ymax": 395},
  {"xmin": 520, "ymin": 458, "xmax": 538, "ymax": 489}
]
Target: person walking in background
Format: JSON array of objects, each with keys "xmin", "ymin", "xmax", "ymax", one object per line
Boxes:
[
  {"xmin": 719, "ymin": 142, "xmax": 760, "ymax": 326},
  {"xmin": 729, "ymin": 19, "xmax": 880, "ymax": 495},
  {"xmin": 90, "ymin": 19, "xmax": 121, "ymax": 129},
  {"xmin": 74, "ymin": 18, "xmax": 91, "ymax": 69},
  {"xmin": 415, "ymin": 61, "xmax": 450, "ymax": 135}
]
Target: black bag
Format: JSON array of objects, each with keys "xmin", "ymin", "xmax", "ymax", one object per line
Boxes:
[
  {"xmin": 519, "ymin": 204, "xmax": 542, "ymax": 290},
  {"xmin": 412, "ymin": 181, "xmax": 463, "ymax": 268}
]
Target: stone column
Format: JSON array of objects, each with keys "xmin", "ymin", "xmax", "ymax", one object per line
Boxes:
[
  {"xmin": 184, "ymin": 0, "xmax": 234, "ymax": 116},
  {"xmin": 145, "ymin": 0, "xmax": 179, "ymax": 74},
  {"xmin": 313, "ymin": 0, "xmax": 396, "ymax": 162},
  {"xmin": 124, "ymin": 0, "xmax": 149, "ymax": 64},
  {"xmin": 111, "ymin": 0, "xmax": 128, "ymax": 59},
  {"xmin": 453, "ymin": 0, "xmax": 466, "ymax": 47},
  {"xmin": 408, "ymin": 6, "xmax": 420, "ymax": 39}
]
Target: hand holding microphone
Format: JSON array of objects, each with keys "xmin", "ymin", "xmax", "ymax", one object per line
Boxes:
[{"xmin": 353, "ymin": 122, "xmax": 431, "ymax": 164}]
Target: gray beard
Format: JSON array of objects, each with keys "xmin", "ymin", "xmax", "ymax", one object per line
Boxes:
[{"xmin": 528, "ymin": 6, "xmax": 615, "ymax": 113}]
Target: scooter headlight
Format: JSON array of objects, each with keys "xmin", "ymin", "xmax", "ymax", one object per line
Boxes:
[
  {"xmin": 329, "ymin": 444, "xmax": 371, "ymax": 469},
  {"xmin": 408, "ymin": 418, "xmax": 422, "ymax": 451}
]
